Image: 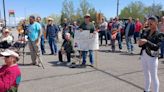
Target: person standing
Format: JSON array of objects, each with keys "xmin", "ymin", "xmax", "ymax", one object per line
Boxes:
[
  {"xmin": 124, "ymin": 17, "xmax": 135, "ymax": 54},
  {"xmin": 159, "ymin": 16, "xmax": 164, "ymax": 58},
  {"xmin": 46, "ymin": 17, "xmax": 59, "ymax": 55},
  {"xmin": 36, "ymin": 16, "xmax": 46, "ymax": 55},
  {"xmin": 27, "ymin": 15, "xmax": 42, "ymax": 66},
  {"xmin": 107, "ymin": 18, "xmax": 113, "ymax": 44},
  {"xmin": 79, "ymin": 14, "xmax": 96, "ymax": 67},
  {"xmin": 73, "ymin": 21, "xmax": 79, "ymax": 33},
  {"xmin": 111, "ymin": 17, "xmax": 122, "ymax": 51},
  {"xmin": 139, "ymin": 16, "xmax": 160, "ymax": 92},
  {"xmin": 134, "ymin": 18, "xmax": 142, "ymax": 44},
  {"xmin": 99, "ymin": 17, "xmax": 108, "ymax": 46}
]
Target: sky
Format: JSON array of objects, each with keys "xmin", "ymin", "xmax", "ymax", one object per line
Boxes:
[{"xmin": 0, "ymin": 0, "xmax": 164, "ymax": 24}]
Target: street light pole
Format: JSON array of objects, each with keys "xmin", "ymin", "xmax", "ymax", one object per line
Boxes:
[
  {"xmin": 116, "ymin": 0, "xmax": 119, "ymax": 16},
  {"xmin": 3, "ymin": 0, "xmax": 6, "ymax": 27}
]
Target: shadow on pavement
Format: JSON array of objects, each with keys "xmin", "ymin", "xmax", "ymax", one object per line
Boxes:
[
  {"xmin": 18, "ymin": 63, "xmax": 33, "ymax": 66},
  {"xmin": 98, "ymin": 50, "xmax": 125, "ymax": 53},
  {"xmin": 48, "ymin": 61, "xmax": 68, "ymax": 67},
  {"xmin": 48, "ymin": 61, "xmax": 93, "ymax": 69},
  {"xmin": 119, "ymin": 53, "xmax": 140, "ymax": 56}
]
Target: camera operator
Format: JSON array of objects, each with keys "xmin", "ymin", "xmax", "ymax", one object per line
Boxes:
[{"xmin": 139, "ymin": 16, "xmax": 161, "ymax": 92}]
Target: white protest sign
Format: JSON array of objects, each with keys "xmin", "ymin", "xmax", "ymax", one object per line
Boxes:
[{"xmin": 73, "ymin": 30, "xmax": 99, "ymax": 51}]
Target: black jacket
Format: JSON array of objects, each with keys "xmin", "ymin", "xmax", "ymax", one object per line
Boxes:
[
  {"xmin": 139, "ymin": 29, "xmax": 162, "ymax": 57},
  {"xmin": 124, "ymin": 22, "xmax": 135, "ymax": 37}
]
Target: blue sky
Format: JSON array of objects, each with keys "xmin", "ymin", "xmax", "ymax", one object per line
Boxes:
[{"xmin": 0, "ymin": 0, "xmax": 164, "ymax": 20}]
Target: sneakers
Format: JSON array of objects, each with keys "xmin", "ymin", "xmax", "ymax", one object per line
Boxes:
[
  {"xmin": 80, "ymin": 64, "xmax": 86, "ymax": 68},
  {"xmin": 66, "ymin": 62, "xmax": 72, "ymax": 66},
  {"xmin": 57, "ymin": 61, "xmax": 62, "ymax": 65},
  {"xmin": 131, "ymin": 51, "xmax": 134, "ymax": 54},
  {"xmin": 119, "ymin": 49, "xmax": 122, "ymax": 52}
]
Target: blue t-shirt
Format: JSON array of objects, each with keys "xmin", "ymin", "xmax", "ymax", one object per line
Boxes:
[{"xmin": 28, "ymin": 22, "xmax": 41, "ymax": 41}]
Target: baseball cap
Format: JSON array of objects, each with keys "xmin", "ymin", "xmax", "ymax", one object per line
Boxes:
[
  {"xmin": 0, "ymin": 49, "xmax": 19, "ymax": 61},
  {"xmin": 148, "ymin": 16, "xmax": 158, "ymax": 22}
]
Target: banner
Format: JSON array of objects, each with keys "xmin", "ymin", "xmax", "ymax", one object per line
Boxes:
[{"xmin": 73, "ymin": 30, "xmax": 99, "ymax": 51}]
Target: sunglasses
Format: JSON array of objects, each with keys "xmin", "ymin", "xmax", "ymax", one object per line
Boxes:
[
  {"xmin": 85, "ymin": 16, "xmax": 90, "ymax": 18},
  {"xmin": 5, "ymin": 56, "xmax": 10, "ymax": 58}
]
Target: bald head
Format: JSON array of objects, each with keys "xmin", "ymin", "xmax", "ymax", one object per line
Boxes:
[{"xmin": 162, "ymin": 16, "xmax": 164, "ymax": 23}]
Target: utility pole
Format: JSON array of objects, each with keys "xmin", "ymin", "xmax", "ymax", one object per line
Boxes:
[
  {"xmin": 116, "ymin": 0, "xmax": 119, "ymax": 16},
  {"xmin": 3, "ymin": 0, "xmax": 6, "ymax": 27},
  {"xmin": 0, "ymin": 10, "xmax": 1, "ymax": 19}
]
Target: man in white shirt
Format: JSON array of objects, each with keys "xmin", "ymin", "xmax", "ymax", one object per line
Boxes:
[{"xmin": 99, "ymin": 17, "xmax": 108, "ymax": 46}]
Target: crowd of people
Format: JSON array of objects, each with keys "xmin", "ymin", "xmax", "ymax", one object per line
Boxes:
[{"xmin": 0, "ymin": 14, "xmax": 163, "ymax": 92}]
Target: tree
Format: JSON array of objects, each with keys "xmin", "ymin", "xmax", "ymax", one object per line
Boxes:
[
  {"xmin": 78, "ymin": 0, "xmax": 90, "ymax": 17},
  {"xmin": 144, "ymin": 4, "xmax": 163, "ymax": 17},
  {"xmin": 119, "ymin": 1, "xmax": 163, "ymax": 21},
  {"xmin": 60, "ymin": 0, "xmax": 101, "ymax": 25},
  {"xmin": 61, "ymin": 0, "xmax": 74, "ymax": 23},
  {"xmin": 119, "ymin": 1, "xmax": 145, "ymax": 20}
]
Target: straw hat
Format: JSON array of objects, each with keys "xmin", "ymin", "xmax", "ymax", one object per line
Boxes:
[
  {"xmin": 84, "ymin": 14, "xmax": 91, "ymax": 18},
  {"xmin": 47, "ymin": 17, "xmax": 54, "ymax": 21}
]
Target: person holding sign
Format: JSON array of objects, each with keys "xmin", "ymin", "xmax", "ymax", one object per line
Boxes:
[{"xmin": 79, "ymin": 14, "xmax": 96, "ymax": 67}]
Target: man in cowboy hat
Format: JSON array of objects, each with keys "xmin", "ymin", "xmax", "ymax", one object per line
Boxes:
[{"xmin": 46, "ymin": 17, "xmax": 59, "ymax": 55}]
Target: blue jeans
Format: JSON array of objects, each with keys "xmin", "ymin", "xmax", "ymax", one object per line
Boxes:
[
  {"xmin": 160, "ymin": 41, "xmax": 164, "ymax": 57},
  {"xmin": 48, "ymin": 37, "xmax": 57, "ymax": 54},
  {"xmin": 125, "ymin": 36, "xmax": 133, "ymax": 52},
  {"xmin": 40, "ymin": 35, "xmax": 45, "ymax": 54},
  {"xmin": 134, "ymin": 32, "xmax": 140, "ymax": 43},
  {"xmin": 82, "ymin": 50, "xmax": 94, "ymax": 65},
  {"xmin": 116, "ymin": 32, "xmax": 122, "ymax": 50}
]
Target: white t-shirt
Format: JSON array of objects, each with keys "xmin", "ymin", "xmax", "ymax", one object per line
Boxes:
[
  {"xmin": 99, "ymin": 21, "xmax": 108, "ymax": 31},
  {"xmin": 1, "ymin": 35, "xmax": 13, "ymax": 43}
]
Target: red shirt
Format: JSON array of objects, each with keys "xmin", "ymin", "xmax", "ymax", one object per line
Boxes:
[
  {"xmin": 135, "ymin": 21, "xmax": 142, "ymax": 32},
  {"xmin": 0, "ymin": 64, "xmax": 21, "ymax": 92}
]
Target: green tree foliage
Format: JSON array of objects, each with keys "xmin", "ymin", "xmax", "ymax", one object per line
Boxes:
[
  {"xmin": 61, "ymin": 0, "xmax": 99, "ymax": 25},
  {"xmin": 119, "ymin": 1, "xmax": 145, "ymax": 20},
  {"xmin": 145, "ymin": 4, "xmax": 163, "ymax": 17},
  {"xmin": 61, "ymin": 0, "xmax": 74, "ymax": 23},
  {"xmin": 119, "ymin": 1, "xmax": 163, "ymax": 21}
]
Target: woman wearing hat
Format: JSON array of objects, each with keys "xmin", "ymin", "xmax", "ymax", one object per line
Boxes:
[
  {"xmin": 139, "ymin": 16, "xmax": 161, "ymax": 92},
  {"xmin": 0, "ymin": 28, "xmax": 13, "ymax": 49},
  {"xmin": 0, "ymin": 49, "xmax": 21, "ymax": 92}
]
